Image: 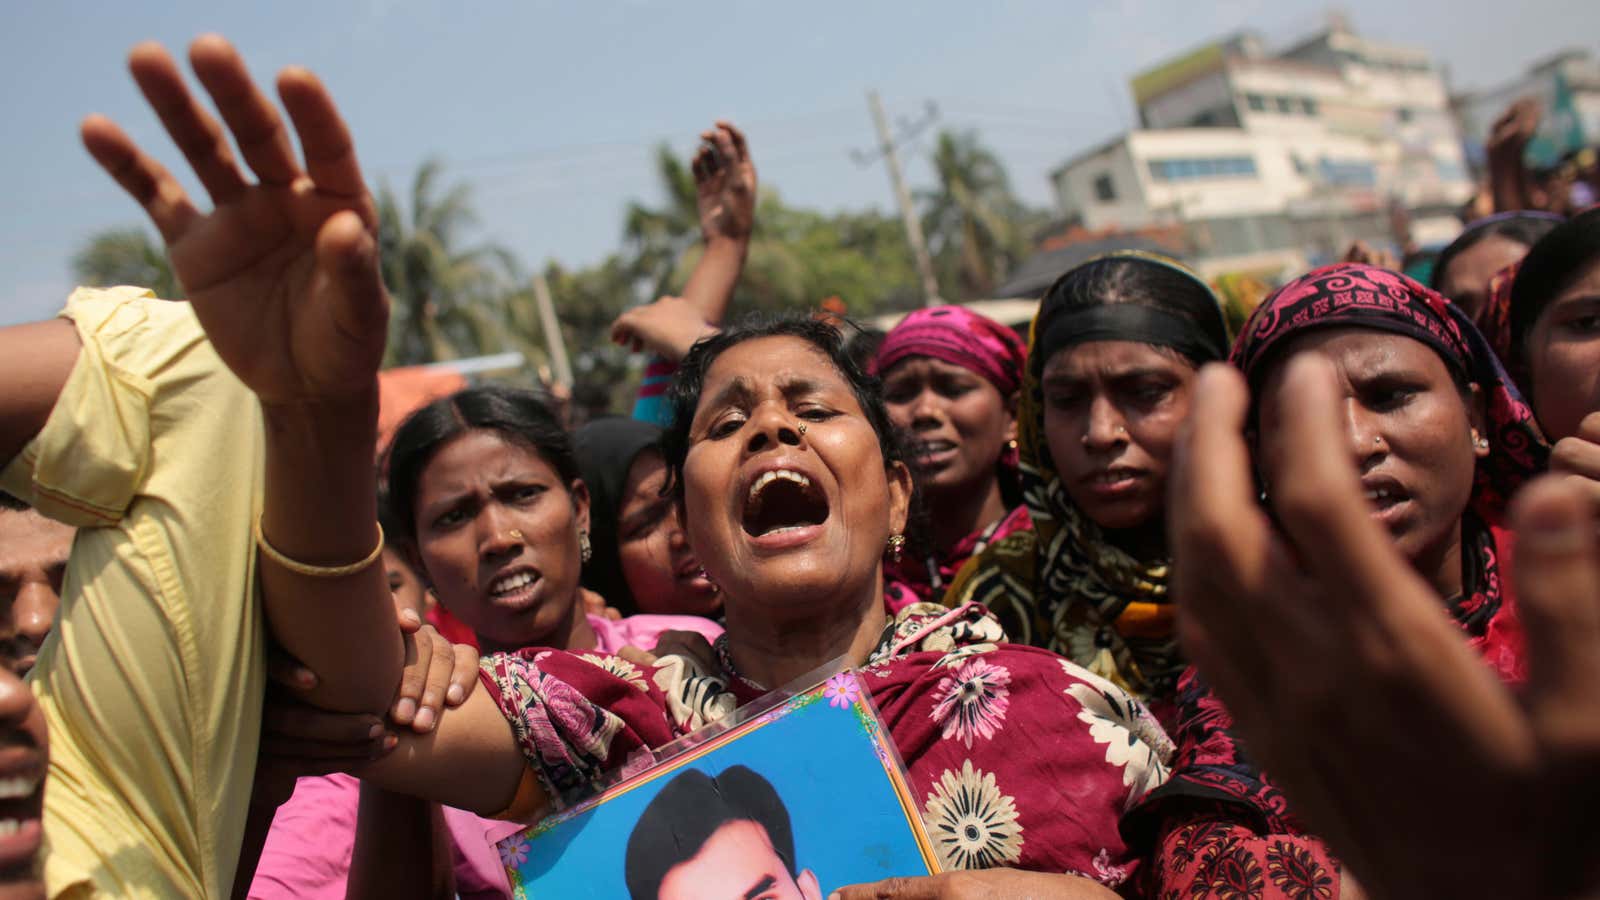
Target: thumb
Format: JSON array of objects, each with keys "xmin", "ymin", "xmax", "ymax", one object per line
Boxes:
[
  {"xmin": 315, "ymin": 209, "xmax": 389, "ymax": 340},
  {"xmin": 1513, "ymin": 476, "xmax": 1600, "ymax": 743},
  {"xmin": 830, "ymin": 877, "xmax": 940, "ymax": 900}
]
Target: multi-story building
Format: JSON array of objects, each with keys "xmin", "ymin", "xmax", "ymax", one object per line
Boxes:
[{"xmin": 1049, "ymin": 16, "xmax": 1474, "ymax": 280}]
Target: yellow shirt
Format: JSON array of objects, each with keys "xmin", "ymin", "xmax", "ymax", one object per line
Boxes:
[{"xmin": 3, "ymin": 288, "xmax": 267, "ymax": 898}]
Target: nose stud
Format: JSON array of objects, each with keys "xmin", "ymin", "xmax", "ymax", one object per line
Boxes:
[
  {"xmin": 508, "ymin": 530, "xmax": 524, "ymax": 541},
  {"xmin": 797, "ymin": 423, "xmax": 807, "ymax": 435}
]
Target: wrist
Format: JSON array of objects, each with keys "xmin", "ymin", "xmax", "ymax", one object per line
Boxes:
[
  {"xmin": 261, "ymin": 384, "xmax": 380, "ymax": 437},
  {"xmin": 704, "ymin": 235, "xmax": 752, "ymax": 256}
]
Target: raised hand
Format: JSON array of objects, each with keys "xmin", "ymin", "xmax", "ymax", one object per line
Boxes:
[
  {"xmin": 610, "ymin": 295, "xmax": 719, "ymax": 362},
  {"xmin": 693, "ymin": 121, "xmax": 756, "ymax": 245},
  {"xmin": 81, "ymin": 36, "xmax": 388, "ymax": 406},
  {"xmin": 1167, "ymin": 359, "xmax": 1600, "ymax": 899}
]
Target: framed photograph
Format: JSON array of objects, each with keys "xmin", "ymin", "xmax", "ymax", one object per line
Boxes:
[{"xmin": 496, "ymin": 672, "xmax": 940, "ymax": 899}]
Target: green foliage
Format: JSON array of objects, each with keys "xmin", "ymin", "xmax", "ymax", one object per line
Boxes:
[
  {"xmin": 920, "ymin": 129, "xmax": 1045, "ymax": 299},
  {"xmin": 73, "ymin": 129, "xmax": 1046, "ymax": 416},
  {"xmin": 71, "ymin": 227, "xmax": 182, "ymax": 299}
]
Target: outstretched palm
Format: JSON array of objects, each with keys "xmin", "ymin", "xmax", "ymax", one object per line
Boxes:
[{"xmin": 81, "ymin": 36, "xmax": 388, "ymax": 405}]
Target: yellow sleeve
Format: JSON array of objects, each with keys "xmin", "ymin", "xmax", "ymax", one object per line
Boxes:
[{"xmin": 5, "ymin": 288, "xmax": 268, "ymax": 899}]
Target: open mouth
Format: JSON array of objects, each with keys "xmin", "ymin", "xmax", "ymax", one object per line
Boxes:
[
  {"xmin": 0, "ymin": 744, "xmax": 43, "ymax": 874},
  {"xmin": 1361, "ymin": 475, "xmax": 1412, "ymax": 523},
  {"xmin": 486, "ymin": 567, "xmax": 540, "ymax": 605},
  {"xmin": 742, "ymin": 468, "xmax": 830, "ymax": 538}
]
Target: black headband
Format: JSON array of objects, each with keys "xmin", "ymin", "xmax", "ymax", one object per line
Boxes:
[{"xmin": 1038, "ymin": 303, "xmax": 1228, "ymax": 368}]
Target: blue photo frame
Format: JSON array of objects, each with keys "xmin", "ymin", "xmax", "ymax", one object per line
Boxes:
[{"xmin": 497, "ymin": 672, "xmax": 940, "ymax": 898}]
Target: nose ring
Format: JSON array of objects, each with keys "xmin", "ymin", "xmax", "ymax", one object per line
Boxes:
[{"xmin": 508, "ymin": 529, "xmax": 524, "ymax": 541}]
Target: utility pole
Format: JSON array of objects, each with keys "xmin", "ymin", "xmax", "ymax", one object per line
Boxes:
[
  {"xmin": 530, "ymin": 271, "xmax": 574, "ymax": 388},
  {"xmin": 857, "ymin": 91, "xmax": 942, "ymax": 306}
]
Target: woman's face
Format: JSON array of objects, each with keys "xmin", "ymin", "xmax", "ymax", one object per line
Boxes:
[
  {"xmin": 383, "ymin": 547, "xmax": 432, "ymax": 620},
  {"xmin": 1437, "ymin": 235, "xmax": 1529, "ymax": 320},
  {"xmin": 881, "ymin": 357, "xmax": 1015, "ymax": 499},
  {"xmin": 411, "ymin": 429, "xmax": 589, "ymax": 651},
  {"xmin": 681, "ymin": 336, "xmax": 912, "ymax": 612},
  {"xmin": 1526, "ymin": 257, "xmax": 1600, "ymax": 443},
  {"xmin": 614, "ymin": 449, "xmax": 721, "ymax": 617},
  {"xmin": 1258, "ymin": 328, "xmax": 1486, "ymax": 576},
  {"xmin": 0, "ymin": 665, "xmax": 45, "ymax": 896},
  {"xmin": 1041, "ymin": 341, "xmax": 1198, "ymax": 532}
]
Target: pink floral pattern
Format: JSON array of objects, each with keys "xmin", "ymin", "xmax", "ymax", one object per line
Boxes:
[
  {"xmin": 824, "ymin": 672, "xmax": 863, "ymax": 709},
  {"xmin": 929, "ymin": 656, "xmax": 1011, "ymax": 748}
]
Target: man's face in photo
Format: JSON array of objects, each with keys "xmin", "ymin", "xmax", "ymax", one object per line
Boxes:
[{"xmin": 656, "ymin": 820, "xmax": 822, "ymax": 900}]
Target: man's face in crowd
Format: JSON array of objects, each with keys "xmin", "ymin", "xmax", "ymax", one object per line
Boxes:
[
  {"xmin": 656, "ymin": 820, "xmax": 822, "ymax": 900},
  {"xmin": 0, "ymin": 509, "xmax": 72, "ymax": 677}
]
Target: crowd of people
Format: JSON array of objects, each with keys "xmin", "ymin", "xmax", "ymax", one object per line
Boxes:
[{"xmin": 2, "ymin": 33, "xmax": 1600, "ymax": 900}]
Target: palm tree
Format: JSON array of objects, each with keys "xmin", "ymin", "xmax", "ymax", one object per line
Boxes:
[
  {"xmin": 377, "ymin": 160, "xmax": 528, "ymax": 367},
  {"xmin": 622, "ymin": 145, "xmax": 702, "ymax": 299},
  {"xmin": 72, "ymin": 227, "xmax": 182, "ymax": 299},
  {"xmin": 920, "ymin": 130, "xmax": 1030, "ymax": 298}
]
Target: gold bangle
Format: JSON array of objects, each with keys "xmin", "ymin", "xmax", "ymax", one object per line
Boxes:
[{"xmin": 254, "ymin": 515, "xmax": 385, "ymax": 578}]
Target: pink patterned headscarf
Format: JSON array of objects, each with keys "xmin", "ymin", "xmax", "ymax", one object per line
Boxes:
[{"xmin": 871, "ymin": 305, "xmax": 1027, "ymax": 398}]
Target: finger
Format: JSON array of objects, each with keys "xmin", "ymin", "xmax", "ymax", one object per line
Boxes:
[
  {"xmin": 393, "ymin": 595, "xmax": 423, "ymax": 633},
  {"xmin": 1576, "ymin": 411, "xmax": 1600, "ymax": 444},
  {"xmin": 711, "ymin": 127, "xmax": 737, "ymax": 171},
  {"xmin": 412, "ymin": 630, "xmax": 454, "ymax": 733},
  {"xmin": 718, "ymin": 120, "xmax": 749, "ymax": 160},
  {"xmin": 127, "ymin": 41, "xmax": 249, "ymax": 204},
  {"xmin": 1550, "ymin": 436, "xmax": 1600, "ymax": 481},
  {"xmin": 187, "ymin": 34, "xmax": 299, "ymax": 186},
  {"xmin": 266, "ymin": 649, "xmax": 318, "ymax": 692},
  {"xmin": 261, "ymin": 733, "xmax": 395, "ymax": 761},
  {"xmin": 690, "ymin": 149, "xmax": 709, "ymax": 182},
  {"xmin": 264, "ymin": 700, "xmax": 385, "ymax": 745},
  {"xmin": 616, "ymin": 645, "xmax": 658, "ymax": 668},
  {"xmin": 277, "ymin": 66, "xmax": 367, "ymax": 201},
  {"xmin": 830, "ymin": 876, "xmax": 939, "ymax": 900},
  {"xmin": 1266, "ymin": 355, "xmax": 1399, "ymax": 601},
  {"xmin": 392, "ymin": 629, "xmax": 431, "ymax": 726},
  {"xmin": 1169, "ymin": 365, "xmax": 1270, "ymax": 625},
  {"xmin": 447, "ymin": 641, "xmax": 479, "ymax": 707},
  {"xmin": 1513, "ymin": 477, "xmax": 1600, "ymax": 736},
  {"xmin": 314, "ymin": 210, "xmax": 389, "ymax": 345},
  {"xmin": 80, "ymin": 114, "xmax": 200, "ymax": 243}
]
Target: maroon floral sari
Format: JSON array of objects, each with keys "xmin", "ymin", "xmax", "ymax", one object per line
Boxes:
[{"xmin": 479, "ymin": 602, "xmax": 1173, "ymax": 886}]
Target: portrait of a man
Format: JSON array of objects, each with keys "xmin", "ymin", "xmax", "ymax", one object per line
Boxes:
[{"xmin": 624, "ymin": 765, "xmax": 823, "ymax": 900}]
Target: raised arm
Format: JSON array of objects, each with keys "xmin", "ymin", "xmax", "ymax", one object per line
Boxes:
[
  {"xmin": 81, "ymin": 36, "xmax": 400, "ymax": 713},
  {"xmin": 680, "ymin": 120, "xmax": 755, "ymax": 325}
]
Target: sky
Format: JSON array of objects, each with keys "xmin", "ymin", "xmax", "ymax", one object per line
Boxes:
[{"xmin": 2, "ymin": 0, "xmax": 1595, "ymax": 325}]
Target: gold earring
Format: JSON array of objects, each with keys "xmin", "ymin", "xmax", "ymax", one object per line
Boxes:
[
  {"xmin": 886, "ymin": 533, "xmax": 906, "ymax": 563},
  {"xmin": 579, "ymin": 529, "xmax": 592, "ymax": 563},
  {"xmin": 1007, "ymin": 439, "xmax": 1018, "ymax": 450}
]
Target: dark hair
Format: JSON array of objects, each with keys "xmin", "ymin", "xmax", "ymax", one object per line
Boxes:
[
  {"xmin": 574, "ymin": 417, "xmax": 665, "ymax": 617},
  {"xmin": 624, "ymin": 766, "xmax": 796, "ymax": 900},
  {"xmin": 659, "ymin": 315, "xmax": 911, "ymax": 501},
  {"xmin": 1432, "ymin": 213, "xmax": 1562, "ymax": 293},
  {"xmin": 385, "ymin": 384, "xmax": 579, "ymax": 543},
  {"xmin": 1511, "ymin": 207, "xmax": 1600, "ymax": 367},
  {"xmin": 1035, "ymin": 255, "xmax": 1229, "ymax": 371}
]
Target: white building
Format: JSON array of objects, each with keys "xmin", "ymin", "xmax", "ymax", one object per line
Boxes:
[{"xmin": 1051, "ymin": 18, "xmax": 1473, "ymax": 279}]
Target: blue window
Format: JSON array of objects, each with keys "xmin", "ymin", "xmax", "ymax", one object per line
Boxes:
[
  {"xmin": 1148, "ymin": 156, "xmax": 1258, "ymax": 182},
  {"xmin": 1318, "ymin": 159, "xmax": 1378, "ymax": 187}
]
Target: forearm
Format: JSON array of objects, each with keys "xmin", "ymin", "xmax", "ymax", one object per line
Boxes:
[
  {"xmin": 1488, "ymin": 150, "xmax": 1531, "ymax": 212},
  {"xmin": 357, "ymin": 688, "xmax": 536, "ymax": 817},
  {"xmin": 346, "ymin": 784, "xmax": 455, "ymax": 900},
  {"xmin": 0, "ymin": 319, "xmax": 79, "ymax": 469},
  {"xmin": 258, "ymin": 387, "xmax": 402, "ymax": 714},
  {"xmin": 679, "ymin": 238, "xmax": 747, "ymax": 326}
]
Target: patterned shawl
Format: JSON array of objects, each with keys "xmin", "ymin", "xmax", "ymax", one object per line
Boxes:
[
  {"xmin": 944, "ymin": 252, "xmax": 1226, "ymax": 711},
  {"xmin": 479, "ymin": 602, "xmax": 1174, "ymax": 881}
]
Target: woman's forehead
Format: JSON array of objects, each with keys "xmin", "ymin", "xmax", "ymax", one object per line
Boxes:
[{"xmin": 700, "ymin": 337, "xmax": 853, "ymax": 399}]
